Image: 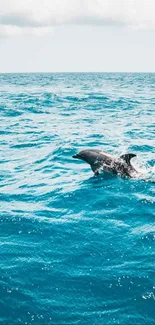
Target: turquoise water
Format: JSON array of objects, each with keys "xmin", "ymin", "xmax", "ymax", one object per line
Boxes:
[{"xmin": 0, "ymin": 73, "xmax": 155, "ymax": 325}]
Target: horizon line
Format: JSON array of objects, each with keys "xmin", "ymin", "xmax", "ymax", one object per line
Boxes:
[{"xmin": 0, "ymin": 71, "xmax": 155, "ymax": 74}]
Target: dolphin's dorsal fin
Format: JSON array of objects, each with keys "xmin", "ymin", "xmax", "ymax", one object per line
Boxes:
[{"xmin": 120, "ymin": 153, "xmax": 136, "ymax": 165}]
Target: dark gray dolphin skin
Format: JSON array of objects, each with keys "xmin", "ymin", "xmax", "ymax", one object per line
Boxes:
[{"xmin": 73, "ymin": 149, "xmax": 139, "ymax": 178}]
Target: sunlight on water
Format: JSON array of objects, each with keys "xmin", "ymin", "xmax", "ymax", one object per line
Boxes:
[{"xmin": 0, "ymin": 73, "xmax": 155, "ymax": 325}]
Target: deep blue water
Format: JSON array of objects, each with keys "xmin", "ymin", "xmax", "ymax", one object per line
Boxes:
[{"xmin": 0, "ymin": 73, "xmax": 155, "ymax": 325}]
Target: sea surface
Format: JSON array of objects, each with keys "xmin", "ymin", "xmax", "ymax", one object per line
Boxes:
[{"xmin": 0, "ymin": 73, "xmax": 155, "ymax": 325}]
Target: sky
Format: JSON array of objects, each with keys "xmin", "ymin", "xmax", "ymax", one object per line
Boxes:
[{"xmin": 0, "ymin": 0, "xmax": 155, "ymax": 73}]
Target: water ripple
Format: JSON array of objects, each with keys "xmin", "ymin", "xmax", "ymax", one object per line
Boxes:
[{"xmin": 0, "ymin": 73, "xmax": 155, "ymax": 325}]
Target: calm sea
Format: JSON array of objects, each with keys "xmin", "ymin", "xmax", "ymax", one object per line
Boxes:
[{"xmin": 0, "ymin": 73, "xmax": 155, "ymax": 324}]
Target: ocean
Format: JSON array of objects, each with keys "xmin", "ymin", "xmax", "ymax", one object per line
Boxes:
[{"xmin": 0, "ymin": 73, "xmax": 155, "ymax": 324}]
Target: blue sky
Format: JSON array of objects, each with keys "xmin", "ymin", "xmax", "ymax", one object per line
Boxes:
[{"xmin": 0, "ymin": 0, "xmax": 155, "ymax": 72}]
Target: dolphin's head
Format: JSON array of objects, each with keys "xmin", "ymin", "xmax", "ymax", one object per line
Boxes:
[
  {"xmin": 72, "ymin": 153, "xmax": 82, "ymax": 159},
  {"xmin": 72, "ymin": 150, "xmax": 100, "ymax": 165},
  {"xmin": 72, "ymin": 151, "xmax": 87, "ymax": 161}
]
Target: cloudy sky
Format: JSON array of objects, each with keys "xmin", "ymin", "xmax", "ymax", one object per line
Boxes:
[{"xmin": 0, "ymin": 0, "xmax": 155, "ymax": 72}]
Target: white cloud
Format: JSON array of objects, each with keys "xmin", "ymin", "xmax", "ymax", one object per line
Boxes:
[
  {"xmin": 0, "ymin": 25, "xmax": 51, "ymax": 37},
  {"xmin": 0, "ymin": 0, "xmax": 155, "ymax": 36}
]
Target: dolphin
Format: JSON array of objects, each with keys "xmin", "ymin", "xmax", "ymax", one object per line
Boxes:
[{"xmin": 73, "ymin": 149, "xmax": 139, "ymax": 178}]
